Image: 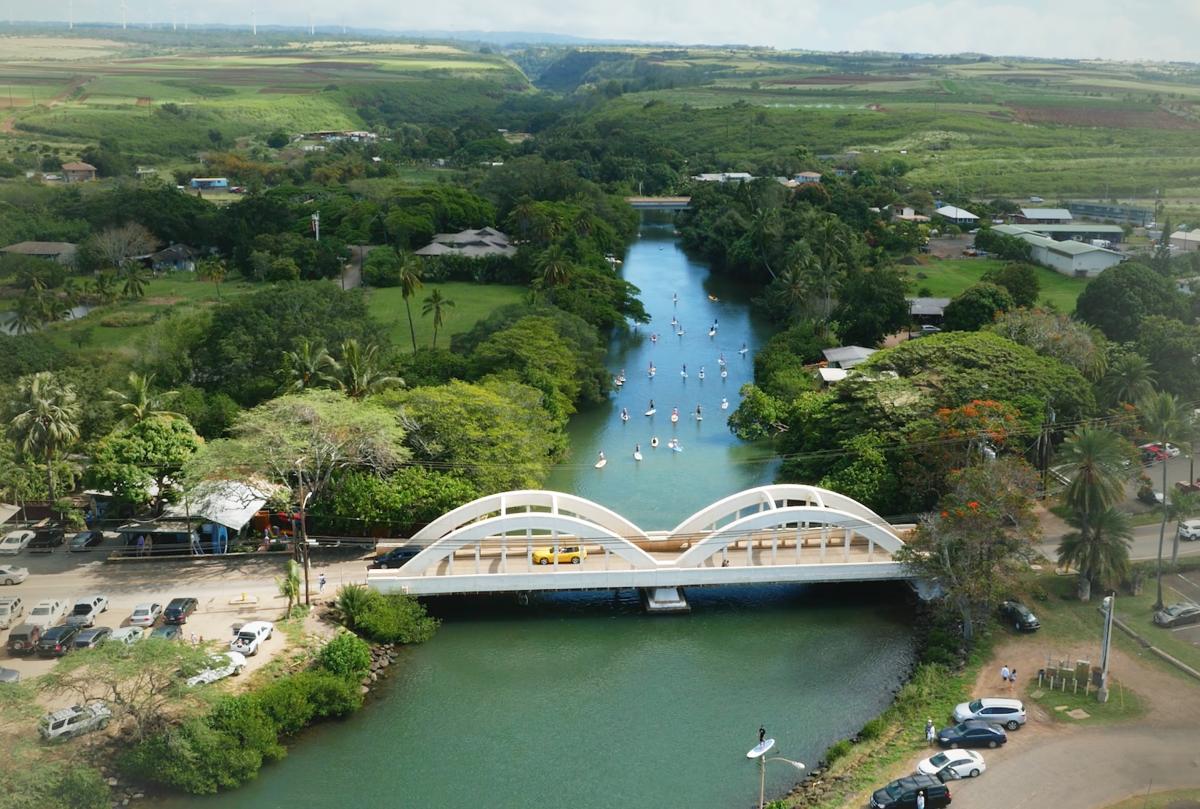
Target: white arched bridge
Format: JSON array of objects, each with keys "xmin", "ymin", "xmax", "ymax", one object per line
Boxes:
[{"xmin": 367, "ymin": 485, "xmax": 918, "ymax": 608}]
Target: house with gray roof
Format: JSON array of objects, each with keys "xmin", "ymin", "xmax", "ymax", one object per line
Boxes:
[
  {"xmin": 822, "ymin": 346, "xmax": 877, "ymax": 369},
  {"xmin": 988, "ymin": 225, "xmax": 1123, "ymax": 278},
  {"xmin": 414, "ymin": 227, "xmax": 516, "ymax": 259}
]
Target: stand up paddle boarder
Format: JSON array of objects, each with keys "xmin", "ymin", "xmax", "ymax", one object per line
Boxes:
[{"xmin": 759, "ymin": 726, "xmax": 766, "ymax": 745}]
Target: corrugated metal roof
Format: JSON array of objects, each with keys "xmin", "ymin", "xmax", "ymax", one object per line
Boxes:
[
  {"xmin": 935, "ymin": 205, "xmax": 978, "ymax": 220},
  {"xmin": 1020, "ymin": 208, "xmax": 1072, "ymax": 219}
]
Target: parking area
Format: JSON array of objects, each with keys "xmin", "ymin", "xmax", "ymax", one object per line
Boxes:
[{"xmin": 1157, "ymin": 570, "xmax": 1200, "ymax": 648}]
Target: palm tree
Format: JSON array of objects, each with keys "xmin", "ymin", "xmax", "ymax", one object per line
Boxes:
[
  {"xmin": 536, "ymin": 244, "xmax": 572, "ymax": 289},
  {"xmin": 1053, "ymin": 425, "xmax": 1132, "ymax": 600},
  {"xmin": 1140, "ymin": 391, "xmax": 1192, "ymax": 608},
  {"xmin": 279, "ymin": 339, "xmax": 339, "ymax": 393},
  {"xmin": 197, "ymin": 257, "xmax": 228, "ymax": 300},
  {"xmin": 105, "ymin": 371, "xmax": 181, "ymax": 424},
  {"xmin": 747, "ymin": 207, "xmax": 780, "ymax": 280},
  {"xmin": 5, "ymin": 372, "xmax": 80, "ymax": 505},
  {"xmin": 421, "ymin": 289, "xmax": 455, "ymax": 348},
  {"xmin": 1167, "ymin": 488, "xmax": 1200, "ymax": 566},
  {"xmin": 1058, "ymin": 507, "xmax": 1133, "ymax": 601},
  {"xmin": 1100, "ymin": 353, "xmax": 1156, "ymax": 407},
  {"xmin": 11, "ymin": 295, "xmax": 44, "ymax": 335},
  {"xmin": 397, "ymin": 256, "xmax": 424, "ymax": 353},
  {"xmin": 90, "ymin": 272, "xmax": 118, "ymax": 304},
  {"xmin": 277, "ymin": 560, "xmax": 301, "ymax": 619},
  {"xmin": 121, "ymin": 264, "xmax": 149, "ymax": 300},
  {"xmin": 336, "ymin": 339, "xmax": 402, "ymax": 398}
]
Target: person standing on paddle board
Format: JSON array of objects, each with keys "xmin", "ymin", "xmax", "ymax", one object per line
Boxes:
[{"xmin": 758, "ymin": 726, "xmax": 766, "ymax": 744}]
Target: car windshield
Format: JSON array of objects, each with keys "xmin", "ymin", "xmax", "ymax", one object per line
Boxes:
[
  {"xmin": 32, "ymin": 607, "xmax": 50, "ymax": 615},
  {"xmin": 968, "ymin": 699, "xmax": 983, "ymax": 712},
  {"xmin": 237, "ymin": 632, "xmax": 255, "ymax": 642},
  {"xmin": 929, "ymin": 753, "xmax": 949, "ymax": 766},
  {"xmin": 884, "ymin": 783, "xmax": 905, "ymax": 798},
  {"xmin": 133, "ymin": 608, "xmax": 148, "ymax": 616},
  {"xmin": 73, "ymin": 604, "xmax": 92, "ymax": 615}
]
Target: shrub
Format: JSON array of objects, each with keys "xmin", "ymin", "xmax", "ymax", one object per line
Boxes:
[
  {"xmin": 824, "ymin": 739, "xmax": 852, "ymax": 764},
  {"xmin": 294, "ymin": 669, "xmax": 364, "ymax": 718},
  {"xmin": 317, "ymin": 630, "xmax": 372, "ymax": 679},
  {"xmin": 337, "ymin": 585, "xmax": 438, "ymax": 644},
  {"xmin": 859, "ymin": 717, "xmax": 888, "ymax": 741},
  {"xmin": 99, "ymin": 311, "xmax": 155, "ymax": 328},
  {"xmin": 256, "ymin": 676, "xmax": 316, "ymax": 735}
]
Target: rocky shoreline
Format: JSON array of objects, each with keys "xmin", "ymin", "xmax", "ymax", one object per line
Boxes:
[{"xmin": 359, "ymin": 642, "xmax": 400, "ymax": 693}]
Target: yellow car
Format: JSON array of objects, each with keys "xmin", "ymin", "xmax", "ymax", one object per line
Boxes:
[{"xmin": 532, "ymin": 546, "xmax": 586, "ymax": 565}]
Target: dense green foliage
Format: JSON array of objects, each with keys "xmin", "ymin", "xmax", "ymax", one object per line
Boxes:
[
  {"xmin": 316, "ymin": 631, "xmax": 374, "ymax": 679},
  {"xmin": 943, "ymin": 282, "xmax": 1015, "ymax": 331},
  {"xmin": 336, "ymin": 586, "xmax": 440, "ymax": 645},
  {"xmin": 311, "ymin": 467, "xmax": 479, "ymax": 536},
  {"xmin": 1075, "ymin": 262, "xmax": 1188, "ymax": 343}
]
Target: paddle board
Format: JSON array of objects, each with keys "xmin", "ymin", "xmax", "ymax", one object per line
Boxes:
[
  {"xmin": 594, "ymin": 459, "xmax": 607, "ymax": 469},
  {"xmin": 670, "ymin": 414, "xmax": 679, "ymax": 423},
  {"xmin": 633, "ymin": 451, "xmax": 643, "ymax": 462},
  {"xmin": 747, "ymin": 739, "xmax": 775, "ymax": 758},
  {"xmin": 671, "ymin": 444, "xmax": 683, "ymax": 452},
  {"xmin": 645, "ymin": 409, "xmax": 657, "ymax": 416}
]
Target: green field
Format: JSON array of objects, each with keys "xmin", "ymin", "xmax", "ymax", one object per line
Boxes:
[
  {"xmin": 364, "ymin": 282, "xmax": 527, "ymax": 352},
  {"xmin": 905, "ymin": 258, "xmax": 1089, "ymax": 312}
]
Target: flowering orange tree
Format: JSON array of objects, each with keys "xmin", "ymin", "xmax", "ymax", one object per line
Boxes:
[{"xmin": 897, "ymin": 457, "xmax": 1039, "ymax": 643}]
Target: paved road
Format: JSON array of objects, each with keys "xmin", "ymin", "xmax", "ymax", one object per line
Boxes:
[
  {"xmin": 1037, "ymin": 521, "xmax": 1200, "ymax": 563},
  {"xmin": 339, "ymin": 244, "xmax": 369, "ymax": 290}
]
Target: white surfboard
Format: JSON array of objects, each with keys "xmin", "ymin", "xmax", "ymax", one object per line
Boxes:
[
  {"xmin": 633, "ymin": 451, "xmax": 643, "ymax": 462},
  {"xmin": 645, "ymin": 409, "xmax": 657, "ymax": 416},
  {"xmin": 721, "ymin": 400, "xmax": 729, "ymax": 410},
  {"xmin": 747, "ymin": 739, "xmax": 775, "ymax": 759},
  {"xmin": 671, "ymin": 414, "xmax": 679, "ymax": 423},
  {"xmin": 671, "ymin": 443, "xmax": 683, "ymax": 452},
  {"xmin": 594, "ymin": 459, "xmax": 607, "ymax": 469}
]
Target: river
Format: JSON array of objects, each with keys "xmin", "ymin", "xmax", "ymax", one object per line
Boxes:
[{"xmin": 158, "ymin": 217, "xmax": 916, "ymax": 809}]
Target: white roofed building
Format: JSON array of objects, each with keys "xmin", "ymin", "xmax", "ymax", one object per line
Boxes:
[{"xmin": 934, "ymin": 206, "xmax": 979, "ymax": 225}]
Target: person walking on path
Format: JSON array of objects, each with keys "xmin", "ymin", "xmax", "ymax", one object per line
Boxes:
[
  {"xmin": 925, "ymin": 718, "xmax": 936, "ymax": 745},
  {"xmin": 319, "ymin": 572, "xmax": 327, "ymax": 593},
  {"xmin": 1001, "ymin": 664, "xmax": 1011, "ymax": 683},
  {"xmin": 1009, "ymin": 668, "xmax": 1017, "ymax": 690}
]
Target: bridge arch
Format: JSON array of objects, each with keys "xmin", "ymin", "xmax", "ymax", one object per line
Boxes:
[
  {"xmin": 669, "ymin": 484, "xmax": 895, "ymax": 541},
  {"xmin": 674, "ymin": 506, "xmax": 905, "ymax": 569},
  {"xmin": 412, "ymin": 489, "xmax": 650, "ymax": 544},
  {"xmin": 401, "ymin": 512, "xmax": 659, "ymax": 576}
]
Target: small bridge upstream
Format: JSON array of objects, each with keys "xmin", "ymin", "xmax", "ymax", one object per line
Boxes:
[{"xmin": 625, "ymin": 196, "xmax": 692, "ymax": 211}]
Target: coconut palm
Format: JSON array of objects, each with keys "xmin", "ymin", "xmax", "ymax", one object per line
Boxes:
[
  {"xmin": 1058, "ymin": 507, "xmax": 1133, "ymax": 601},
  {"xmin": 279, "ymin": 339, "xmax": 339, "ymax": 393},
  {"xmin": 336, "ymin": 339, "xmax": 402, "ymax": 399},
  {"xmin": 1055, "ymin": 425, "xmax": 1131, "ymax": 518},
  {"xmin": 121, "ymin": 264, "xmax": 150, "ymax": 300},
  {"xmin": 105, "ymin": 371, "xmax": 182, "ymax": 424},
  {"xmin": 5, "ymin": 372, "xmax": 80, "ymax": 504},
  {"xmin": 277, "ymin": 560, "xmax": 302, "ymax": 619},
  {"xmin": 90, "ymin": 272, "xmax": 118, "ymax": 303},
  {"xmin": 1100, "ymin": 353, "xmax": 1156, "ymax": 407},
  {"xmin": 398, "ymin": 256, "xmax": 424, "ymax": 352},
  {"xmin": 10, "ymin": 295, "xmax": 44, "ymax": 335},
  {"xmin": 421, "ymin": 288, "xmax": 456, "ymax": 348},
  {"xmin": 197, "ymin": 257, "xmax": 228, "ymax": 300},
  {"xmin": 747, "ymin": 207, "xmax": 780, "ymax": 280},
  {"xmin": 1168, "ymin": 488, "xmax": 1200, "ymax": 566},
  {"xmin": 1139, "ymin": 391, "xmax": 1193, "ymax": 608},
  {"xmin": 535, "ymin": 244, "xmax": 573, "ymax": 288}
]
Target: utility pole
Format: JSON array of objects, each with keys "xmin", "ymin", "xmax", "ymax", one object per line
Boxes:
[
  {"xmin": 1039, "ymin": 404, "xmax": 1056, "ymax": 498},
  {"xmin": 311, "ymin": 211, "xmax": 320, "ymax": 242},
  {"xmin": 295, "ymin": 460, "xmax": 312, "ymax": 607},
  {"xmin": 1098, "ymin": 593, "xmax": 1115, "ymax": 703}
]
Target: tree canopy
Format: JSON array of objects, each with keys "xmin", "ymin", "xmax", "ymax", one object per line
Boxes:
[{"xmin": 1075, "ymin": 262, "xmax": 1187, "ymax": 343}]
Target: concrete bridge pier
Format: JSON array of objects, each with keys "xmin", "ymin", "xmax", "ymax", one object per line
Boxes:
[{"xmin": 641, "ymin": 587, "xmax": 690, "ymax": 614}]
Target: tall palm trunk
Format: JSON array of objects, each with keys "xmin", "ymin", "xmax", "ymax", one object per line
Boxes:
[
  {"xmin": 1156, "ymin": 458, "xmax": 1168, "ymax": 609},
  {"xmin": 404, "ymin": 297, "xmax": 417, "ymax": 352}
]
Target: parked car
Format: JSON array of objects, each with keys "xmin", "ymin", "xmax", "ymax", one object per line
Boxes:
[
  {"xmin": 532, "ymin": 546, "xmax": 587, "ymax": 565},
  {"xmin": 186, "ymin": 652, "xmax": 247, "ymax": 687},
  {"xmin": 1139, "ymin": 443, "xmax": 1169, "ymax": 463},
  {"xmin": 163, "ymin": 597, "xmax": 198, "ymax": 625},
  {"xmin": 369, "ymin": 545, "xmax": 423, "ymax": 569},
  {"xmin": 0, "ymin": 530, "xmax": 35, "ymax": 555},
  {"xmin": 0, "ymin": 667, "xmax": 19, "ymax": 683},
  {"xmin": 1178, "ymin": 520, "xmax": 1200, "ymax": 542},
  {"xmin": 128, "ymin": 602, "xmax": 163, "ymax": 627},
  {"xmin": 110, "ymin": 626, "xmax": 146, "ymax": 644},
  {"xmin": 37, "ymin": 624, "xmax": 82, "ymax": 656},
  {"xmin": 998, "ymin": 600, "xmax": 1039, "ymax": 632},
  {"xmin": 937, "ymin": 719, "xmax": 1007, "ymax": 749},
  {"xmin": 27, "ymin": 526, "xmax": 65, "ymax": 553},
  {"xmin": 150, "ymin": 625, "xmax": 183, "ymax": 641},
  {"xmin": 870, "ymin": 774, "xmax": 952, "ymax": 809},
  {"xmin": 917, "ymin": 749, "xmax": 985, "ymax": 780},
  {"xmin": 0, "ymin": 595, "xmax": 24, "ymax": 629},
  {"xmin": 915, "ymin": 325, "xmax": 942, "ymax": 338},
  {"xmin": 6, "ymin": 623, "xmax": 42, "ymax": 654},
  {"xmin": 1153, "ymin": 602, "xmax": 1200, "ymax": 628},
  {"xmin": 69, "ymin": 530, "xmax": 105, "ymax": 552},
  {"xmin": 0, "ymin": 564, "xmax": 28, "ymax": 585},
  {"xmin": 38, "ymin": 703, "xmax": 111, "ymax": 741},
  {"xmin": 73, "ymin": 627, "xmax": 113, "ymax": 649},
  {"xmin": 65, "ymin": 595, "xmax": 109, "ymax": 628},
  {"xmin": 26, "ymin": 599, "xmax": 67, "ymax": 628},
  {"xmin": 230, "ymin": 620, "xmax": 274, "ymax": 656},
  {"xmin": 953, "ymin": 697, "xmax": 1026, "ymax": 730}
]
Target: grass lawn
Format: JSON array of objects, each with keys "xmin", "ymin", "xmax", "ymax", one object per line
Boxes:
[
  {"xmin": 1102, "ymin": 788, "xmax": 1200, "ymax": 809},
  {"xmin": 906, "ymin": 258, "xmax": 1089, "ymax": 312},
  {"xmin": 1025, "ymin": 677, "xmax": 1144, "ymax": 724},
  {"xmin": 364, "ymin": 282, "xmax": 526, "ymax": 352}
]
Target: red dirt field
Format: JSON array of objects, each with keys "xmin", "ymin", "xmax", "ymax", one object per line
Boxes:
[{"xmin": 1009, "ymin": 103, "xmax": 1199, "ymax": 129}]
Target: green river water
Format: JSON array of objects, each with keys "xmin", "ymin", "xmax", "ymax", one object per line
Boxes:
[{"xmin": 161, "ymin": 217, "xmax": 916, "ymax": 809}]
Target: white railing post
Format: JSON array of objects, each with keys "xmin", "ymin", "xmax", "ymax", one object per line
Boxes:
[
  {"xmin": 843, "ymin": 527, "xmax": 851, "ymax": 561},
  {"xmin": 526, "ymin": 529, "xmax": 532, "ymax": 571},
  {"xmin": 820, "ymin": 526, "xmax": 828, "ymax": 562},
  {"xmin": 474, "ymin": 541, "xmax": 481, "ymax": 574}
]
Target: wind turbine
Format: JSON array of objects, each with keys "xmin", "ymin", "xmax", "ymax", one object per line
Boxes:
[
  {"xmin": 251, "ymin": 6, "xmax": 256, "ymax": 36},
  {"xmin": 68, "ymin": 0, "xmax": 74, "ymax": 29},
  {"xmin": 120, "ymin": 0, "xmax": 127, "ymax": 29}
]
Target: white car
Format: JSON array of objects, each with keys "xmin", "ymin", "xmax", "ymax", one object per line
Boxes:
[
  {"xmin": 65, "ymin": 595, "xmax": 109, "ymax": 628},
  {"xmin": 953, "ymin": 697, "xmax": 1026, "ymax": 730},
  {"xmin": 109, "ymin": 626, "xmax": 146, "ymax": 645},
  {"xmin": 230, "ymin": 620, "xmax": 274, "ymax": 656},
  {"xmin": 0, "ymin": 596, "xmax": 24, "ymax": 629},
  {"xmin": 186, "ymin": 652, "xmax": 247, "ymax": 687},
  {"xmin": 0, "ymin": 530, "xmax": 35, "ymax": 555},
  {"xmin": 1163, "ymin": 443, "xmax": 1183, "ymax": 458},
  {"xmin": 128, "ymin": 602, "xmax": 163, "ymax": 627},
  {"xmin": 917, "ymin": 749, "xmax": 986, "ymax": 780},
  {"xmin": 27, "ymin": 599, "xmax": 67, "ymax": 629},
  {"xmin": 0, "ymin": 564, "xmax": 27, "ymax": 585},
  {"xmin": 1179, "ymin": 519, "xmax": 1200, "ymax": 542},
  {"xmin": 39, "ymin": 702, "xmax": 112, "ymax": 741}
]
